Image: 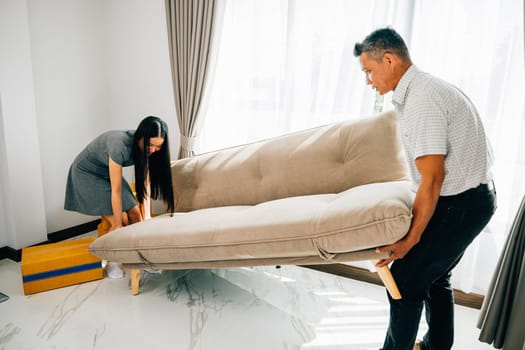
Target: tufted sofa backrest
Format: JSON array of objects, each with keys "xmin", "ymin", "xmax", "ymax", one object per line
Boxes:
[{"xmin": 171, "ymin": 110, "xmax": 409, "ymax": 212}]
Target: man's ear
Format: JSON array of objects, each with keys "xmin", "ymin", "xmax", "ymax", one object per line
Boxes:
[{"xmin": 383, "ymin": 53, "xmax": 397, "ymax": 71}]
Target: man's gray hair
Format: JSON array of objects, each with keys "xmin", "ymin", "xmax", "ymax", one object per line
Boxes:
[{"xmin": 354, "ymin": 27, "xmax": 411, "ymax": 62}]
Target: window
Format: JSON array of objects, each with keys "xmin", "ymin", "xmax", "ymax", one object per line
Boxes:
[
  {"xmin": 200, "ymin": 0, "xmax": 525, "ymax": 293},
  {"xmin": 201, "ymin": 0, "xmax": 412, "ymax": 151}
]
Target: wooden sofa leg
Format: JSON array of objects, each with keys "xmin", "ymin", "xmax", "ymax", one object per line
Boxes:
[
  {"xmin": 375, "ymin": 265, "xmax": 402, "ymax": 300},
  {"xmin": 131, "ymin": 269, "xmax": 141, "ymax": 295}
]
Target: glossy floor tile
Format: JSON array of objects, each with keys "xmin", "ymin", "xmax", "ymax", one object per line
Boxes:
[{"xmin": 0, "ymin": 257, "xmax": 493, "ymax": 349}]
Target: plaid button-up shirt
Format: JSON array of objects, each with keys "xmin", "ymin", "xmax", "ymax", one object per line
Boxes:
[{"xmin": 392, "ymin": 65, "xmax": 494, "ymax": 196}]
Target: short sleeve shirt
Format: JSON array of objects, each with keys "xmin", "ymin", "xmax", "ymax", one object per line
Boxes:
[
  {"xmin": 392, "ymin": 65, "xmax": 493, "ymax": 196},
  {"xmin": 80, "ymin": 130, "xmax": 135, "ymax": 177}
]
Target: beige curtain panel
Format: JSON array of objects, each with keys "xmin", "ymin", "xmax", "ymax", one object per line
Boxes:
[{"xmin": 165, "ymin": 0, "xmax": 217, "ymax": 158}]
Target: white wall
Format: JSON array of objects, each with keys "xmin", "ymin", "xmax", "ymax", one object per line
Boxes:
[
  {"xmin": 28, "ymin": 0, "xmax": 110, "ymax": 232},
  {"xmin": 103, "ymin": 0, "xmax": 179, "ymax": 179},
  {"xmin": 104, "ymin": 0, "xmax": 177, "ymax": 134},
  {"xmin": 0, "ymin": 97, "xmax": 14, "ymax": 248},
  {"xmin": 0, "ymin": 0, "xmax": 177, "ymax": 247},
  {"xmin": 0, "ymin": 0, "xmax": 48, "ymax": 249}
]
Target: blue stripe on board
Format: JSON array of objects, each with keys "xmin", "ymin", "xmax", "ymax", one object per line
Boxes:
[{"xmin": 23, "ymin": 262, "xmax": 102, "ymax": 283}]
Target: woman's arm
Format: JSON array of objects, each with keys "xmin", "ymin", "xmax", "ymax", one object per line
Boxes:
[
  {"xmin": 108, "ymin": 157, "xmax": 124, "ymax": 230},
  {"xmin": 142, "ymin": 173, "xmax": 152, "ymax": 220}
]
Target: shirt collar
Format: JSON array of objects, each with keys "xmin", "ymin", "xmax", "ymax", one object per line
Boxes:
[{"xmin": 392, "ymin": 64, "xmax": 419, "ymax": 107}]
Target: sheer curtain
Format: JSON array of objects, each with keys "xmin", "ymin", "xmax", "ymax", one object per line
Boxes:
[
  {"xmin": 409, "ymin": 0, "xmax": 525, "ymax": 293},
  {"xmin": 200, "ymin": 0, "xmax": 525, "ymax": 294},
  {"xmin": 199, "ymin": 0, "xmax": 412, "ymax": 152}
]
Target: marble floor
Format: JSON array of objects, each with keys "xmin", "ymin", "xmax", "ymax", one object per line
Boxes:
[{"xmin": 0, "ymin": 257, "xmax": 494, "ymax": 350}]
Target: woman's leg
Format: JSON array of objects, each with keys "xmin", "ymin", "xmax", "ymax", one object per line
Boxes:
[
  {"xmin": 122, "ymin": 212, "xmax": 129, "ymax": 226},
  {"xmin": 102, "ymin": 215, "xmax": 118, "ymax": 231},
  {"xmin": 127, "ymin": 205, "xmax": 143, "ymax": 224},
  {"xmin": 100, "ymin": 213, "xmax": 129, "ymax": 279},
  {"xmin": 102, "ymin": 212, "xmax": 128, "ymax": 231},
  {"xmin": 102, "ymin": 205, "xmax": 142, "ymax": 231}
]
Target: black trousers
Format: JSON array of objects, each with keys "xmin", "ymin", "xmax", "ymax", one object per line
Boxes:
[{"xmin": 381, "ymin": 182, "xmax": 497, "ymax": 350}]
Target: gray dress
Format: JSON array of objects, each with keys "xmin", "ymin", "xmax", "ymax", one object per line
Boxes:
[{"xmin": 64, "ymin": 130, "xmax": 137, "ymax": 216}]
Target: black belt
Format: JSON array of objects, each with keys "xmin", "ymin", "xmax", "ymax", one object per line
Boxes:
[
  {"xmin": 475, "ymin": 180, "xmax": 495, "ymax": 193},
  {"xmin": 441, "ymin": 180, "xmax": 495, "ymax": 200}
]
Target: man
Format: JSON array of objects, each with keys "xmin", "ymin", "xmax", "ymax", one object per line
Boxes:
[{"xmin": 353, "ymin": 27, "xmax": 496, "ymax": 350}]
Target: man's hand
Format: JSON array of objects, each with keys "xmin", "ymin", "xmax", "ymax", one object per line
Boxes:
[{"xmin": 375, "ymin": 237, "xmax": 418, "ymax": 268}]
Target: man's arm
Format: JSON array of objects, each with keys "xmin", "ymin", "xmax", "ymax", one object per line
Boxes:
[{"xmin": 376, "ymin": 154, "xmax": 445, "ymax": 267}]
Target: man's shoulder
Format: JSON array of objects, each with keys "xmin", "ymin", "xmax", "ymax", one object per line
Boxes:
[
  {"xmin": 409, "ymin": 70, "xmax": 437, "ymax": 89},
  {"xmin": 411, "ymin": 70, "xmax": 457, "ymax": 93},
  {"xmin": 407, "ymin": 71, "xmax": 459, "ymax": 105}
]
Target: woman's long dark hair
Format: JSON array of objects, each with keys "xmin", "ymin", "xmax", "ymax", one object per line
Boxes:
[{"xmin": 132, "ymin": 116, "xmax": 174, "ymax": 214}]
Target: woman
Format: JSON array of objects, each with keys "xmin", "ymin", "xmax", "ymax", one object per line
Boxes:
[{"xmin": 64, "ymin": 116, "xmax": 175, "ymax": 277}]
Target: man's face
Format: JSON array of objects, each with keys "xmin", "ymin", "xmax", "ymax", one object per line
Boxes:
[{"xmin": 359, "ymin": 52, "xmax": 397, "ymax": 95}]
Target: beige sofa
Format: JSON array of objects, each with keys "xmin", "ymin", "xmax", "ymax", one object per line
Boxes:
[{"xmin": 89, "ymin": 110, "xmax": 413, "ymax": 297}]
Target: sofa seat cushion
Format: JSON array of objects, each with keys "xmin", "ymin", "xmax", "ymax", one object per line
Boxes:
[{"xmin": 89, "ymin": 180, "xmax": 412, "ymax": 265}]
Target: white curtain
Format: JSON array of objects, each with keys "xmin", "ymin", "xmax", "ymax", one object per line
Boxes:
[
  {"xmin": 199, "ymin": 0, "xmax": 412, "ymax": 151},
  {"xmin": 200, "ymin": 0, "xmax": 525, "ymax": 294},
  {"xmin": 408, "ymin": 0, "xmax": 525, "ymax": 293}
]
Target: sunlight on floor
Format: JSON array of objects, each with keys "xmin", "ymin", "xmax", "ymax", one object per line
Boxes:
[{"xmin": 304, "ymin": 287, "xmax": 427, "ymax": 349}]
